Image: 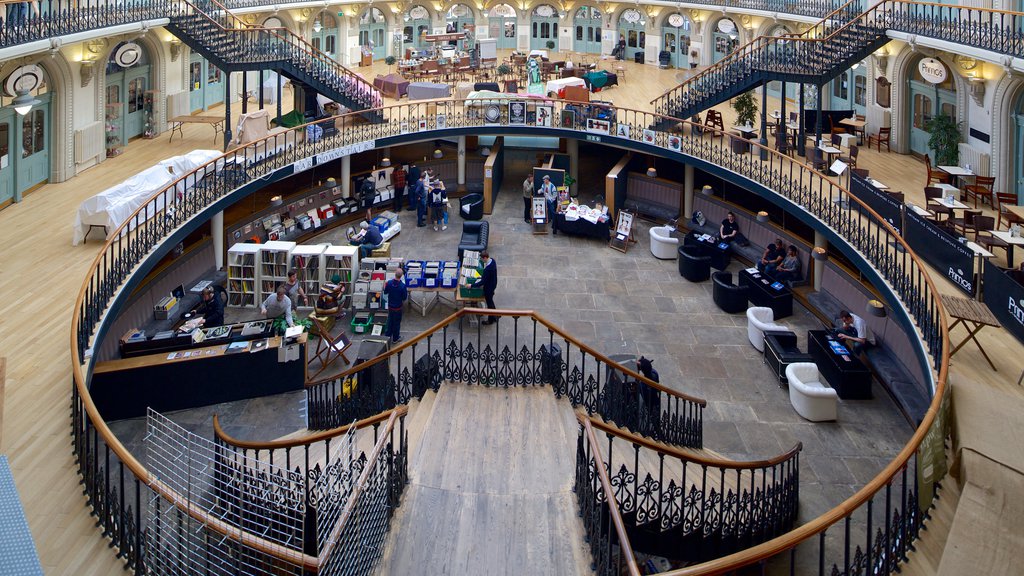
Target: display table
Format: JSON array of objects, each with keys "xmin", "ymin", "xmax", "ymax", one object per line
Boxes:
[
  {"xmin": 545, "ymin": 77, "xmax": 587, "ymax": 96},
  {"xmin": 739, "ymin": 268, "xmax": 794, "ymax": 319},
  {"xmin": 807, "ymin": 330, "xmax": 872, "ymax": 399},
  {"xmin": 684, "ymin": 232, "xmax": 731, "ymax": 270},
  {"xmin": 407, "ymin": 82, "xmax": 451, "ymax": 100},
  {"xmin": 373, "ymin": 73, "xmax": 410, "ymax": 99},
  {"xmin": 582, "ymin": 70, "xmax": 618, "ymax": 90},
  {"xmin": 553, "ymin": 213, "xmax": 610, "ymax": 239},
  {"xmin": 408, "ymin": 286, "xmax": 458, "ymax": 316}
]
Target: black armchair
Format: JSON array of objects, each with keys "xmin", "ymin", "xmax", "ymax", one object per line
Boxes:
[
  {"xmin": 459, "ymin": 193, "xmax": 484, "ymax": 220},
  {"xmin": 712, "ymin": 271, "xmax": 748, "ymax": 314},
  {"xmin": 763, "ymin": 331, "xmax": 814, "ymax": 385},
  {"xmin": 678, "ymin": 245, "xmax": 711, "ymax": 282},
  {"xmin": 458, "ymin": 220, "xmax": 489, "ymax": 260}
]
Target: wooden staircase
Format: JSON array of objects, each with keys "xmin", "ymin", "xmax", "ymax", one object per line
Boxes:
[
  {"xmin": 897, "ymin": 474, "xmax": 960, "ymax": 576},
  {"xmin": 374, "ymin": 384, "xmax": 594, "ymax": 575}
]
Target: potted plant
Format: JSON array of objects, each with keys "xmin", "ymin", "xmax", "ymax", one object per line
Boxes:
[
  {"xmin": 384, "ymin": 55, "xmax": 397, "ymax": 73},
  {"xmin": 732, "ymin": 90, "xmax": 758, "ymax": 130},
  {"xmin": 926, "ymin": 113, "xmax": 961, "ymax": 166},
  {"xmin": 546, "ymin": 40, "xmax": 556, "ymax": 50}
]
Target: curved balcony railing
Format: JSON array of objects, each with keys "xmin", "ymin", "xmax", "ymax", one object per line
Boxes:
[
  {"xmin": 70, "ymin": 99, "xmax": 948, "ymax": 576},
  {"xmin": 304, "ymin": 308, "xmax": 707, "ymax": 449}
]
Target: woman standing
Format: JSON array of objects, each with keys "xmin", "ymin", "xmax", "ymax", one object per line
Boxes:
[{"xmin": 429, "ymin": 180, "xmax": 448, "ymax": 231}]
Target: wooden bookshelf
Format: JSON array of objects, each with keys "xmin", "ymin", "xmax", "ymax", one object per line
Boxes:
[{"xmin": 227, "ymin": 243, "xmax": 261, "ymax": 308}]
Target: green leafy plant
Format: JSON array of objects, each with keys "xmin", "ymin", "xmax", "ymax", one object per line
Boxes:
[
  {"xmin": 546, "ymin": 40, "xmax": 556, "ymax": 50},
  {"xmin": 496, "ymin": 63, "xmax": 511, "ymax": 79},
  {"xmin": 926, "ymin": 113, "xmax": 961, "ymax": 166},
  {"xmin": 384, "ymin": 55, "xmax": 396, "ymax": 73},
  {"xmin": 731, "ymin": 91, "xmax": 758, "ymax": 128},
  {"xmin": 563, "ymin": 174, "xmax": 576, "ymax": 194}
]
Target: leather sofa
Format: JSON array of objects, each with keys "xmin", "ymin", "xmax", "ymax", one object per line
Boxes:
[
  {"xmin": 678, "ymin": 245, "xmax": 711, "ymax": 282},
  {"xmin": 650, "ymin": 225, "xmax": 679, "ymax": 259},
  {"xmin": 459, "ymin": 193, "xmax": 484, "ymax": 221},
  {"xmin": 764, "ymin": 331, "xmax": 814, "ymax": 384},
  {"xmin": 458, "ymin": 220, "xmax": 489, "ymax": 260},
  {"xmin": 712, "ymin": 271, "xmax": 748, "ymax": 313},
  {"xmin": 785, "ymin": 363, "xmax": 839, "ymax": 422},
  {"xmin": 747, "ymin": 306, "xmax": 787, "ymax": 352}
]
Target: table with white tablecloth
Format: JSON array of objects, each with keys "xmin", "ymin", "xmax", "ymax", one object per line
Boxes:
[
  {"xmin": 407, "ymin": 82, "xmax": 451, "ymax": 100},
  {"xmin": 544, "ymin": 77, "xmax": 587, "ymax": 96}
]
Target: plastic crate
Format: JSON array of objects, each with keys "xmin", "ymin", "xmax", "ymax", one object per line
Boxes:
[
  {"xmin": 459, "ymin": 285, "xmax": 483, "ymax": 299},
  {"xmin": 351, "ymin": 312, "xmax": 375, "ymax": 333}
]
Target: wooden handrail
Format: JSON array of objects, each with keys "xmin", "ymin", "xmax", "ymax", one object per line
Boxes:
[
  {"xmin": 316, "ymin": 409, "xmax": 400, "ymax": 564},
  {"xmin": 582, "ymin": 417, "xmax": 642, "ymax": 576},
  {"xmin": 213, "ymin": 406, "xmax": 407, "ymax": 451},
  {"xmin": 585, "ymin": 415, "xmax": 801, "ymax": 470}
]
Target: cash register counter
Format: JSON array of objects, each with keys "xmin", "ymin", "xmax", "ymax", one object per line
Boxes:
[{"xmin": 91, "ymin": 332, "xmax": 307, "ymax": 421}]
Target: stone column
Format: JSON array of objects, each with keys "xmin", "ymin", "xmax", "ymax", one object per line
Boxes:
[
  {"xmin": 342, "ymin": 155, "xmax": 351, "ymax": 198},
  {"xmin": 683, "ymin": 163, "xmax": 694, "ymax": 225},
  {"xmin": 212, "ymin": 211, "xmax": 224, "ymax": 270},
  {"xmin": 814, "ymin": 230, "xmax": 827, "ymax": 292}
]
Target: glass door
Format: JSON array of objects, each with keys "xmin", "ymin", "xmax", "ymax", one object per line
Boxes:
[
  {"xmin": 488, "ymin": 5, "xmax": 517, "ymax": 50},
  {"xmin": 573, "ymin": 7, "xmax": 602, "ymax": 54},
  {"xmin": 0, "ymin": 116, "xmax": 12, "ymax": 206},
  {"xmin": 530, "ymin": 6, "xmax": 559, "ymax": 51},
  {"xmin": 618, "ymin": 9, "xmax": 645, "ymax": 61},
  {"xmin": 1015, "ymin": 104, "xmax": 1024, "ymax": 202},
  {"xmin": 909, "ymin": 79, "xmax": 956, "ymax": 156},
  {"xmin": 204, "ymin": 62, "xmax": 224, "ymax": 109},
  {"xmin": 661, "ymin": 14, "xmax": 691, "ymax": 68},
  {"xmin": 15, "ymin": 93, "xmax": 49, "ymax": 195},
  {"xmin": 124, "ymin": 70, "xmax": 148, "ymax": 140}
]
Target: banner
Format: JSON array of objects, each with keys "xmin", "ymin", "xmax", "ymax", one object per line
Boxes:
[
  {"xmin": 849, "ymin": 172, "xmax": 903, "ymax": 235},
  {"xmin": 903, "ymin": 209, "xmax": 975, "ymax": 296},
  {"xmin": 983, "ymin": 259, "xmax": 1024, "ymax": 344}
]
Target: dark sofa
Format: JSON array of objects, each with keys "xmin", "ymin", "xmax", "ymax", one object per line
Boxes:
[{"xmin": 458, "ymin": 220, "xmax": 489, "ymax": 260}]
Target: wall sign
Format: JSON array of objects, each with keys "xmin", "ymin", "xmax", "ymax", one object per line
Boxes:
[
  {"xmin": 983, "ymin": 260, "xmax": 1024, "ymax": 345},
  {"xmin": 114, "ymin": 43, "xmax": 143, "ymax": 68},
  {"xmin": 918, "ymin": 58, "xmax": 948, "ymax": 84},
  {"xmin": 903, "ymin": 209, "xmax": 975, "ymax": 296}
]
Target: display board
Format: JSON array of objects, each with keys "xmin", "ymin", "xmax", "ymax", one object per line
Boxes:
[
  {"xmin": 532, "ymin": 197, "xmax": 548, "ymax": 234},
  {"xmin": 849, "ymin": 172, "xmax": 903, "ymax": 235},
  {"xmin": 903, "ymin": 209, "xmax": 975, "ymax": 296},
  {"xmin": 609, "ymin": 209, "xmax": 634, "ymax": 252},
  {"xmin": 983, "ymin": 259, "xmax": 1024, "ymax": 344}
]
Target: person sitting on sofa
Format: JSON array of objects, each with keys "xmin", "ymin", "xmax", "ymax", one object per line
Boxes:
[
  {"xmin": 719, "ymin": 211, "xmax": 749, "ymax": 247},
  {"xmin": 772, "ymin": 245, "xmax": 802, "ymax": 284},
  {"xmin": 836, "ymin": 309, "xmax": 874, "ymax": 354},
  {"xmin": 757, "ymin": 238, "xmax": 785, "ymax": 275}
]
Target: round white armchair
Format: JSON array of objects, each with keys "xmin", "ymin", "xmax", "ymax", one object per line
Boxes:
[
  {"xmin": 649, "ymin": 225, "xmax": 679, "ymax": 259},
  {"xmin": 785, "ymin": 363, "xmax": 838, "ymax": 422},
  {"xmin": 746, "ymin": 306, "xmax": 786, "ymax": 352}
]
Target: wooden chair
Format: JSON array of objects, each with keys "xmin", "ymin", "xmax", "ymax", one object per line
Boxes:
[
  {"xmin": 809, "ymin": 147, "xmax": 828, "ymax": 171},
  {"xmin": 924, "ymin": 187, "xmax": 952, "ymax": 221},
  {"xmin": 869, "ymin": 126, "xmax": 891, "ymax": 152},
  {"xmin": 838, "ymin": 145, "xmax": 858, "ymax": 169},
  {"xmin": 964, "ymin": 175, "xmax": 995, "ymax": 208},
  {"xmin": 924, "ymin": 154, "xmax": 950, "ymax": 186},
  {"xmin": 975, "ymin": 215, "xmax": 1009, "ymax": 255},
  {"xmin": 828, "ymin": 116, "xmax": 846, "ymax": 134},
  {"xmin": 996, "ymin": 192, "xmax": 1022, "ymax": 230},
  {"xmin": 949, "ymin": 209, "xmax": 982, "ymax": 238},
  {"xmin": 308, "ymin": 316, "xmax": 353, "ymax": 379}
]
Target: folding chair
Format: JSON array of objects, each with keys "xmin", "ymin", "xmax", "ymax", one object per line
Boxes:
[{"xmin": 308, "ymin": 316, "xmax": 353, "ymax": 379}]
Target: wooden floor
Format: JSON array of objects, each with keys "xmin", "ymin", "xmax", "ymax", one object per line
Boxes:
[
  {"xmin": 375, "ymin": 384, "xmax": 593, "ymax": 576},
  {"xmin": 0, "ymin": 52, "xmax": 1020, "ymax": 574}
]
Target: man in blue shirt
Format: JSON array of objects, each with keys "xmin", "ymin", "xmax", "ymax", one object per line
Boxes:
[
  {"xmin": 474, "ymin": 251, "xmax": 498, "ymax": 324},
  {"xmin": 411, "ymin": 172, "xmax": 428, "ymax": 227},
  {"xmin": 383, "ymin": 268, "xmax": 408, "ymax": 343},
  {"xmin": 350, "ymin": 221, "xmax": 383, "ymax": 258}
]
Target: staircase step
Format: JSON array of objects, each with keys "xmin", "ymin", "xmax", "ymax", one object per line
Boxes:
[{"xmin": 898, "ymin": 476, "xmax": 960, "ymax": 576}]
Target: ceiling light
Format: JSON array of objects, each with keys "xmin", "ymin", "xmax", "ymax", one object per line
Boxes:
[
  {"xmin": 433, "ymin": 148, "xmax": 443, "ymax": 158},
  {"xmin": 12, "ymin": 89, "xmax": 40, "ymax": 116},
  {"xmin": 312, "ymin": 18, "xmax": 323, "ymax": 33},
  {"xmin": 380, "ymin": 157, "xmax": 391, "ymax": 167},
  {"xmin": 646, "ymin": 167, "xmax": 657, "ymax": 178},
  {"xmin": 756, "ymin": 211, "xmax": 769, "ymax": 223}
]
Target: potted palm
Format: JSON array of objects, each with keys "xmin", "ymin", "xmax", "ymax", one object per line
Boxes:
[
  {"xmin": 732, "ymin": 90, "xmax": 758, "ymax": 130},
  {"xmin": 384, "ymin": 55, "xmax": 397, "ymax": 74},
  {"xmin": 926, "ymin": 113, "xmax": 961, "ymax": 166},
  {"xmin": 546, "ymin": 40, "xmax": 556, "ymax": 50}
]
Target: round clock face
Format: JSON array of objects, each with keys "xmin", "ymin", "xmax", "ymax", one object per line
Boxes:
[{"xmin": 957, "ymin": 55, "xmax": 978, "ymax": 71}]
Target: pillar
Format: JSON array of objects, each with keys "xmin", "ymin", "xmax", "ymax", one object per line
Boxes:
[
  {"xmin": 457, "ymin": 136, "xmax": 466, "ymax": 189},
  {"xmin": 212, "ymin": 211, "xmax": 225, "ymax": 270},
  {"xmin": 813, "ymin": 230, "xmax": 827, "ymax": 292},
  {"xmin": 241, "ymin": 72, "xmax": 248, "ymax": 115},
  {"xmin": 759, "ymin": 85, "xmax": 769, "ymax": 160},
  {"xmin": 342, "ymin": 155, "xmax": 351, "ymax": 198},
  {"xmin": 683, "ymin": 164, "xmax": 694, "ymax": 224},
  {"xmin": 815, "ymin": 84, "xmax": 824, "ymax": 146},
  {"xmin": 798, "ymin": 83, "xmax": 806, "ymax": 156},
  {"xmin": 566, "ymin": 138, "xmax": 578, "ymax": 189},
  {"xmin": 779, "ymin": 81, "xmax": 787, "ymax": 150},
  {"xmin": 223, "ymin": 72, "xmax": 232, "ymax": 151}
]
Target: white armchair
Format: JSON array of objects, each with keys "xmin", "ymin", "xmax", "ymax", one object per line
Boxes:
[
  {"xmin": 649, "ymin": 225, "xmax": 679, "ymax": 259},
  {"xmin": 785, "ymin": 363, "xmax": 838, "ymax": 422},
  {"xmin": 746, "ymin": 306, "xmax": 786, "ymax": 352}
]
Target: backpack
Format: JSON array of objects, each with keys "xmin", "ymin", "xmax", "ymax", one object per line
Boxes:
[{"xmin": 692, "ymin": 210, "xmax": 706, "ymax": 228}]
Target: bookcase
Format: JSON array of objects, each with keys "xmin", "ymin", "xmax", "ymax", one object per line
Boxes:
[
  {"xmin": 324, "ymin": 245, "xmax": 358, "ymax": 310},
  {"xmin": 290, "ymin": 244, "xmax": 326, "ymax": 310},
  {"xmin": 259, "ymin": 241, "xmax": 296, "ymax": 304},
  {"xmin": 227, "ymin": 243, "xmax": 261, "ymax": 308}
]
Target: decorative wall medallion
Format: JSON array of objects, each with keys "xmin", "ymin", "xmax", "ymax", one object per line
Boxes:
[
  {"xmin": 4, "ymin": 64, "xmax": 43, "ymax": 97},
  {"xmin": 114, "ymin": 42, "xmax": 143, "ymax": 68}
]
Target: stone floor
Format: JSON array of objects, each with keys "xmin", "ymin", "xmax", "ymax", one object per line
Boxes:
[{"xmin": 108, "ymin": 164, "xmax": 912, "ymax": 527}]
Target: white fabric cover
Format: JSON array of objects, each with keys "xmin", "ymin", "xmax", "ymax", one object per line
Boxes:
[
  {"xmin": 72, "ymin": 150, "xmax": 223, "ymax": 245},
  {"xmin": 785, "ymin": 363, "xmax": 838, "ymax": 422},
  {"xmin": 236, "ymin": 109, "xmax": 270, "ymax": 145},
  {"xmin": 649, "ymin": 225, "xmax": 679, "ymax": 259},
  {"xmin": 746, "ymin": 306, "xmax": 787, "ymax": 352},
  {"xmin": 544, "ymin": 76, "xmax": 586, "ymax": 96}
]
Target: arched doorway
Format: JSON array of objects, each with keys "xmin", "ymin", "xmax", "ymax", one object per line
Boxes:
[
  {"xmin": 359, "ymin": 8, "xmax": 388, "ymax": 60},
  {"xmin": 661, "ymin": 13, "xmax": 692, "ymax": 68},
  {"xmin": 712, "ymin": 18, "xmax": 739, "ymax": 63},
  {"xmin": 830, "ymin": 61, "xmax": 867, "ymax": 115},
  {"xmin": 764, "ymin": 26, "xmax": 796, "ymax": 105},
  {"xmin": 907, "ymin": 56, "xmax": 957, "ymax": 156},
  {"xmin": 189, "ymin": 54, "xmax": 224, "ymax": 112},
  {"xmin": 311, "ymin": 13, "xmax": 339, "ymax": 59},
  {"xmin": 0, "ymin": 64, "xmax": 51, "ymax": 203},
  {"xmin": 618, "ymin": 8, "xmax": 646, "ymax": 62},
  {"xmin": 403, "ymin": 5, "xmax": 431, "ymax": 51},
  {"xmin": 574, "ymin": 6, "xmax": 602, "ymax": 54},
  {"xmin": 488, "ymin": 4, "xmax": 517, "ymax": 50},
  {"xmin": 105, "ymin": 41, "xmax": 152, "ymax": 150},
  {"xmin": 530, "ymin": 5, "xmax": 560, "ymax": 51},
  {"xmin": 1014, "ymin": 90, "xmax": 1024, "ymax": 200},
  {"xmin": 446, "ymin": 4, "xmax": 474, "ymax": 35}
]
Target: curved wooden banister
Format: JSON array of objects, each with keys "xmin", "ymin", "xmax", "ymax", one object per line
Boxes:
[
  {"xmin": 213, "ymin": 406, "xmax": 407, "ymax": 451},
  {"xmin": 584, "ymin": 414, "xmax": 801, "ymax": 471}
]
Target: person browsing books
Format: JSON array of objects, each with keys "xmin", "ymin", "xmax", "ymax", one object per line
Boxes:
[
  {"xmin": 350, "ymin": 221, "xmax": 384, "ymax": 258},
  {"xmin": 383, "ymin": 268, "xmax": 408, "ymax": 343},
  {"xmin": 429, "ymin": 180, "xmax": 448, "ymax": 231},
  {"xmin": 539, "ymin": 175, "xmax": 557, "ymax": 223},
  {"xmin": 473, "ymin": 250, "xmax": 498, "ymax": 324},
  {"xmin": 261, "ymin": 285, "xmax": 294, "ymax": 328},
  {"xmin": 184, "ymin": 286, "xmax": 224, "ymax": 328},
  {"xmin": 283, "ymin": 269, "xmax": 308, "ymax": 308}
]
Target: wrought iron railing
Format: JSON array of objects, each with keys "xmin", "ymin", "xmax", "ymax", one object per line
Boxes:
[
  {"xmin": 304, "ymin": 308, "xmax": 706, "ymax": 449},
  {"xmin": 654, "ymin": 1, "xmax": 1024, "ymax": 119},
  {"xmin": 576, "ymin": 417, "xmax": 643, "ymax": 576},
  {"xmin": 70, "ymin": 99, "xmax": 948, "ymax": 575}
]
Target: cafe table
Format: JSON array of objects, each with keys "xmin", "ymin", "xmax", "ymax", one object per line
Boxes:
[
  {"xmin": 990, "ymin": 230, "xmax": 1024, "ymax": 267},
  {"xmin": 943, "ymin": 294, "xmax": 1001, "ymax": 371},
  {"xmin": 938, "ymin": 165, "xmax": 975, "ymax": 189},
  {"xmin": 839, "ymin": 117, "xmax": 867, "ymax": 143}
]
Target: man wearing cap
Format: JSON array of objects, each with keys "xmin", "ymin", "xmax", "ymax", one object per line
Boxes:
[{"xmin": 539, "ymin": 174, "xmax": 557, "ymax": 227}]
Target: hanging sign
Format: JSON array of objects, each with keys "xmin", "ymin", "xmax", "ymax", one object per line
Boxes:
[
  {"xmin": 717, "ymin": 19, "xmax": 736, "ymax": 34},
  {"xmin": 114, "ymin": 43, "xmax": 143, "ymax": 68},
  {"xmin": 918, "ymin": 58, "xmax": 948, "ymax": 84}
]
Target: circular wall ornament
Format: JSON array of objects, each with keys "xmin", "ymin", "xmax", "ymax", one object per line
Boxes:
[
  {"xmin": 114, "ymin": 42, "xmax": 143, "ymax": 68},
  {"xmin": 622, "ymin": 9, "xmax": 642, "ymax": 24},
  {"xmin": 956, "ymin": 54, "xmax": 978, "ymax": 71},
  {"xmin": 534, "ymin": 5, "xmax": 555, "ymax": 18},
  {"xmin": 4, "ymin": 64, "xmax": 44, "ymax": 97},
  {"xmin": 409, "ymin": 6, "xmax": 428, "ymax": 20},
  {"xmin": 484, "ymin": 104, "xmax": 501, "ymax": 123},
  {"xmin": 263, "ymin": 16, "xmax": 283, "ymax": 29},
  {"xmin": 668, "ymin": 14, "xmax": 686, "ymax": 28},
  {"xmin": 918, "ymin": 57, "xmax": 948, "ymax": 84},
  {"xmin": 717, "ymin": 18, "xmax": 736, "ymax": 34}
]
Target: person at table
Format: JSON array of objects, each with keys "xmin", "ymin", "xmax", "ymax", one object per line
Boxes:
[
  {"xmin": 183, "ymin": 286, "xmax": 224, "ymax": 328},
  {"xmin": 836, "ymin": 309, "xmax": 873, "ymax": 355},
  {"xmin": 411, "ymin": 171, "xmax": 428, "ymax": 227},
  {"xmin": 390, "ymin": 164, "xmax": 407, "ymax": 212},
  {"xmin": 539, "ymin": 174, "xmax": 557, "ymax": 223},
  {"xmin": 283, "ymin": 269, "xmax": 308, "ymax": 308},
  {"xmin": 407, "ymin": 163, "xmax": 421, "ymax": 210},
  {"xmin": 261, "ymin": 285, "xmax": 294, "ymax": 328},
  {"xmin": 350, "ymin": 221, "xmax": 384, "ymax": 258},
  {"xmin": 719, "ymin": 211, "xmax": 748, "ymax": 247},
  {"xmin": 473, "ymin": 250, "xmax": 499, "ymax": 325},
  {"xmin": 772, "ymin": 245, "xmax": 802, "ymax": 284},
  {"xmin": 757, "ymin": 238, "xmax": 785, "ymax": 275},
  {"xmin": 522, "ymin": 173, "xmax": 534, "ymax": 223},
  {"xmin": 383, "ymin": 268, "xmax": 408, "ymax": 343}
]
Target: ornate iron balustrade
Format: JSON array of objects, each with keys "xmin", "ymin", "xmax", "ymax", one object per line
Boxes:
[
  {"xmin": 576, "ymin": 417, "xmax": 643, "ymax": 576},
  {"xmin": 583, "ymin": 417, "xmax": 801, "ymax": 565},
  {"xmin": 304, "ymin": 309, "xmax": 707, "ymax": 448},
  {"xmin": 70, "ymin": 99, "xmax": 948, "ymax": 575}
]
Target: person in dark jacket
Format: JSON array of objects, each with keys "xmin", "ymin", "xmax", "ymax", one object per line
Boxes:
[
  {"xmin": 390, "ymin": 165, "xmax": 407, "ymax": 212},
  {"xmin": 359, "ymin": 176, "xmax": 376, "ymax": 210},
  {"xmin": 383, "ymin": 268, "xmax": 408, "ymax": 343},
  {"xmin": 185, "ymin": 286, "xmax": 224, "ymax": 327},
  {"xmin": 407, "ymin": 163, "xmax": 421, "ymax": 210},
  {"xmin": 350, "ymin": 221, "xmax": 384, "ymax": 258},
  {"xmin": 473, "ymin": 251, "xmax": 498, "ymax": 324}
]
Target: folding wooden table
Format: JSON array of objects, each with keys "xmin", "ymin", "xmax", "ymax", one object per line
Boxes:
[{"xmin": 944, "ymin": 295, "xmax": 1001, "ymax": 371}]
